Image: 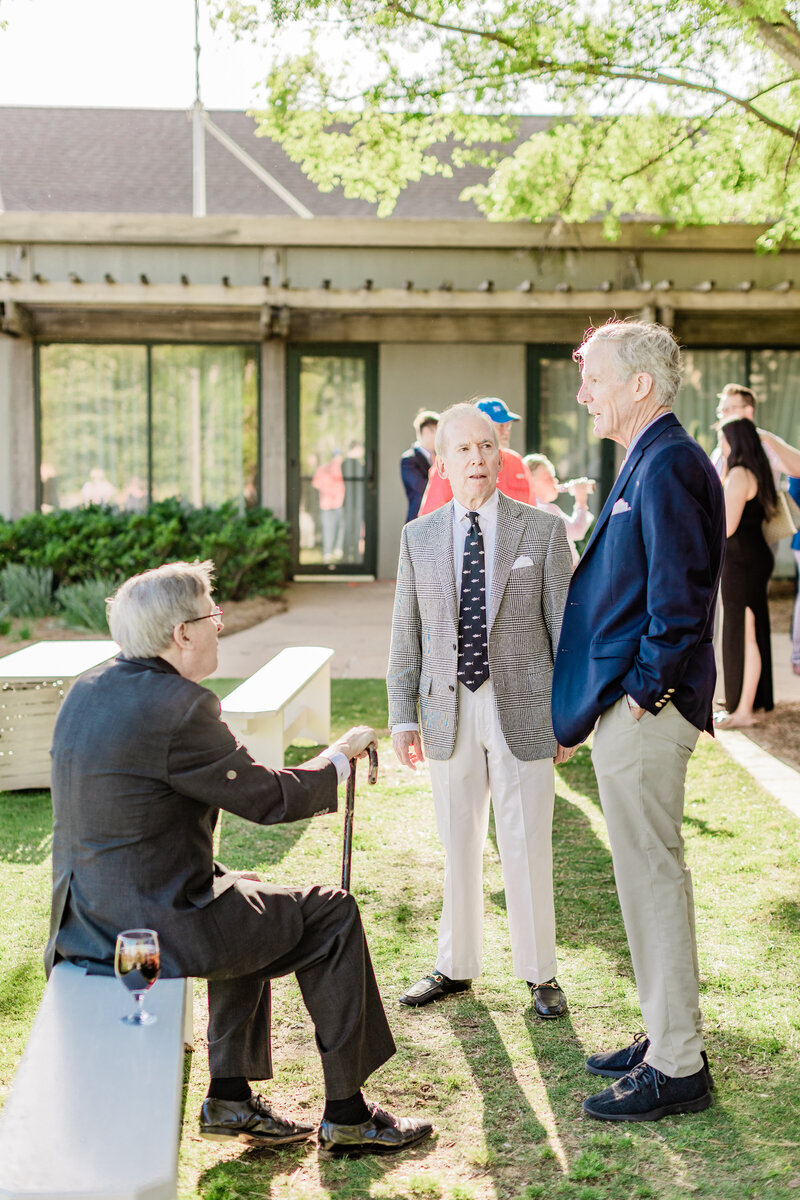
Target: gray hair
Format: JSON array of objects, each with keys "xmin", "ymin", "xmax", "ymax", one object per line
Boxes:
[
  {"xmin": 573, "ymin": 319, "xmax": 682, "ymax": 409},
  {"xmin": 434, "ymin": 402, "xmax": 499, "ymax": 457},
  {"xmin": 107, "ymin": 560, "xmax": 215, "ymax": 658}
]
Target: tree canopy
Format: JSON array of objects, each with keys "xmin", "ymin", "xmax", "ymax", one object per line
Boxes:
[{"xmin": 212, "ymin": 1, "xmax": 800, "ymax": 246}]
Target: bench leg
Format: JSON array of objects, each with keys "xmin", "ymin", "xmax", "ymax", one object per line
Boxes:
[{"xmin": 184, "ymin": 977, "xmax": 195, "ymax": 1051}]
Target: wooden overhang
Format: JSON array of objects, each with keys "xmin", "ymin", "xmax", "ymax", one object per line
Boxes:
[{"xmin": 2, "ymin": 214, "xmax": 800, "ymax": 344}]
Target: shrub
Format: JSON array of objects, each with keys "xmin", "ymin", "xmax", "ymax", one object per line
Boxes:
[
  {"xmin": 56, "ymin": 577, "xmax": 116, "ymax": 633},
  {"xmin": 0, "ymin": 500, "xmax": 291, "ymax": 601},
  {"xmin": 0, "ymin": 564, "xmax": 57, "ymax": 618}
]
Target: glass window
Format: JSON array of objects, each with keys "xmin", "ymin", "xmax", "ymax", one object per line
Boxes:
[
  {"xmin": 296, "ymin": 355, "xmax": 367, "ymax": 567},
  {"xmin": 151, "ymin": 346, "xmax": 258, "ymax": 508},
  {"xmin": 38, "ymin": 343, "xmax": 258, "ymax": 512},
  {"xmin": 538, "ymin": 356, "xmax": 604, "ymax": 516},
  {"xmin": 39, "ymin": 344, "xmax": 148, "ymax": 511},
  {"xmin": 677, "ymin": 349, "xmax": 747, "ymax": 455},
  {"xmin": 750, "ymin": 351, "xmax": 800, "ymax": 449}
]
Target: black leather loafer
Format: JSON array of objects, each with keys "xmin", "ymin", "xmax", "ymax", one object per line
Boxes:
[
  {"xmin": 586, "ymin": 1034, "xmax": 714, "ymax": 1090},
  {"xmin": 200, "ymin": 1094, "xmax": 315, "ymax": 1145},
  {"xmin": 527, "ymin": 978, "xmax": 568, "ymax": 1019},
  {"xmin": 582, "ymin": 1063, "xmax": 712, "ymax": 1122},
  {"xmin": 318, "ymin": 1103, "xmax": 433, "ymax": 1158},
  {"xmin": 399, "ymin": 971, "xmax": 471, "ymax": 1007}
]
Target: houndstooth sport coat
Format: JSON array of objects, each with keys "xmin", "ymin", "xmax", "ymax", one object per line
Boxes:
[{"xmin": 387, "ymin": 491, "xmax": 573, "ymax": 761}]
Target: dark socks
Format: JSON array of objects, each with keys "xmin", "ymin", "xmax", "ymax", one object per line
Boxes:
[
  {"xmin": 207, "ymin": 1076, "xmax": 252, "ymax": 1102},
  {"xmin": 323, "ymin": 1090, "xmax": 371, "ymax": 1125}
]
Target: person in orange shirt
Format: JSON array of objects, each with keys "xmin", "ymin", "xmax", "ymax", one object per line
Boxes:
[{"xmin": 418, "ymin": 398, "xmax": 534, "ymax": 515}]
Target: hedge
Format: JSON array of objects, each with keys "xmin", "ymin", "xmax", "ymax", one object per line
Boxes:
[{"xmin": 0, "ymin": 500, "xmax": 291, "ymax": 601}]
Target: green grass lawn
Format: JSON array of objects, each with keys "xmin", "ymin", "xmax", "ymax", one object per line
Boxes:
[{"xmin": 1, "ymin": 678, "xmax": 799, "ymax": 1200}]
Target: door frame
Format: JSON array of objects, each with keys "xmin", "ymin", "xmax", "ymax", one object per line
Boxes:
[{"xmin": 286, "ymin": 343, "xmax": 379, "ymax": 577}]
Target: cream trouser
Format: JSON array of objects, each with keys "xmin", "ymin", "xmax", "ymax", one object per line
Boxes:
[
  {"xmin": 427, "ymin": 681, "xmax": 557, "ymax": 983},
  {"xmin": 592, "ymin": 696, "xmax": 704, "ymax": 1078}
]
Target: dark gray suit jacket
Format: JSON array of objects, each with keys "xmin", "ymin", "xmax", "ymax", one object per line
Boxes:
[{"xmin": 46, "ymin": 655, "xmax": 338, "ymax": 979}]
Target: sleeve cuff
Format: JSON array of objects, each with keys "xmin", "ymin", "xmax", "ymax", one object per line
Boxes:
[
  {"xmin": 391, "ymin": 723, "xmax": 419, "ymax": 734},
  {"xmin": 320, "ymin": 748, "xmax": 351, "ymax": 784}
]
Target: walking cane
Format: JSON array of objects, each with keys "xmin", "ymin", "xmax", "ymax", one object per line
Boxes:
[{"xmin": 341, "ymin": 743, "xmax": 379, "ymax": 892}]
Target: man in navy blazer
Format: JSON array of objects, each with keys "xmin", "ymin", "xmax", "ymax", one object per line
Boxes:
[
  {"xmin": 400, "ymin": 409, "xmax": 439, "ymax": 522},
  {"xmin": 551, "ymin": 319, "xmax": 725, "ymax": 1123}
]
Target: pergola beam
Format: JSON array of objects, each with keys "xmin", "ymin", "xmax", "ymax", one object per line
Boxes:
[{"xmin": 3, "ymin": 281, "xmax": 800, "ymax": 315}]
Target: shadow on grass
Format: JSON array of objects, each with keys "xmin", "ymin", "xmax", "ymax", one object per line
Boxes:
[
  {"xmin": 196, "ymin": 1123, "xmax": 434, "ymax": 1200},
  {"xmin": 0, "ymin": 788, "xmax": 52, "ymax": 865},
  {"xmin": 524, "ymin": 1017, "xmax": 800, "ymax": 1192},
  {"xmin": 444, "ymin": 996, "xmax": 550, "ymax": 1187},
  {"xmin": 485, "ymin": 747, "xmax": 634, "ymax": 977}
]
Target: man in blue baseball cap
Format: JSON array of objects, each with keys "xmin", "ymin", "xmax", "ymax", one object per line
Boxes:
[{"xmin": 418, "ymin": 397, "xmax": 534, "ymax": 513}]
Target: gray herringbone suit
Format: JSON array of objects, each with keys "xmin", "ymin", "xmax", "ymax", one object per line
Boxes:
[{"xmin": 387, "ymin": 492, "xmax": 572, "ymax": 980}]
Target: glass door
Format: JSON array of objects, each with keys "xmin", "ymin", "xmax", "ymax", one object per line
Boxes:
[{"xmin": 287, "ymin": 345, "xmax": 378, "ymax": 576}]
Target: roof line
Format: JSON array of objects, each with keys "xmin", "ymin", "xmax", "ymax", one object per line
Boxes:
[{"xmin": 202, "ymin": 113, "xmax": 314, "ymax": 220}]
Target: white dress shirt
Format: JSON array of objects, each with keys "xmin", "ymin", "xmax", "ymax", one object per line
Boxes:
[
  {"xmin": 453, "ymin": 490, "xmax": 498, "ymax": 609},
  {"xmin": 392, "ymin": 489, "xmax": 499, "ymax": 735}
]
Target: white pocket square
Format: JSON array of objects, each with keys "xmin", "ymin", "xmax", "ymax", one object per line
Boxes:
[
  {"xmin": 611, "ymin": 498, "xmax": 631, "ymax": 515},
  {"xmin": 512, "ymin": 555, "xmax": 534, "ymax": 569}
]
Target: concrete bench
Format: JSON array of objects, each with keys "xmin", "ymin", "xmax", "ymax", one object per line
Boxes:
[
  {"xmin": 0, "ymin": 641, "xmax": 118, "ymax": 790},
  {"xmin": 221, "ymin": 645, "xmax": 334, "ymax": 766},
  {"xmin": 0, "ymin": 961, "xmax": 193, "ymax": 1200}
]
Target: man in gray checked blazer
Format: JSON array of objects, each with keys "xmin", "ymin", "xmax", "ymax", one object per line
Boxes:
[{"xmin": 387, "ymin": 403, "xmax": 574, "ymax": 1016}]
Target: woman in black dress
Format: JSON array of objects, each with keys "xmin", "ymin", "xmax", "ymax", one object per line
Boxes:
[{"xmin": 715, "ymin": 417, "xmax": 777, "ymax": 728}]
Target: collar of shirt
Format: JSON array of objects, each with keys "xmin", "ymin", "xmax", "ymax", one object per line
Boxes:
[
  {"xmin": 414, "ymin": 441, "xmax": 433, "ymax": 465},
  {"xmin": 452, "ymin": 490, "xmax": 499, "ymax": 605},
  {"xmin": 620, "ymin": 410, "xmax": 671, "ymax": 470}
]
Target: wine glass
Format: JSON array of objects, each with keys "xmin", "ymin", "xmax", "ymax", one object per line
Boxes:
[{"xmin": 114, "ymin": 928, "xmax": 160, "ymax": 1025}]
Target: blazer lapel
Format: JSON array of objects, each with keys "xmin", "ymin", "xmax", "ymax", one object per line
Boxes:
[
  {"xmin": 430, "ymin": 503, "xmax": 457, "ymax": 626},
  {"xmin": 489, "ymin": 493, "xmax": 525, "ymax": 630},
  {"xmin": 576, "ymin": 413, "xmax": 678, "ymax": 566}
]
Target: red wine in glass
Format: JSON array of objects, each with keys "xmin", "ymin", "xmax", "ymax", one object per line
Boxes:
[{"xmin": 115, "ymin": 929, "xmax": 160, "ymax": 1025}]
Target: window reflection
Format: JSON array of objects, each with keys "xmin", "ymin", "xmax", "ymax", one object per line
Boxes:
[{"xmin": 39, "ymin": 344, "xmax": 258, "ymax": 511}]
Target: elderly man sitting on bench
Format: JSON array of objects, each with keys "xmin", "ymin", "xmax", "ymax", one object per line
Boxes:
[{"xmin": 45, "ymin": 560, "xmax": 432, "ymax": 1159}]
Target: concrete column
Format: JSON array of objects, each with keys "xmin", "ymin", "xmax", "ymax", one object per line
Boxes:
[
  {"xmin": 0, "ymin": 334, "xmax": 36, "ymax": 519},
  {"xmin": 260, "ymin": 340, "xmax": 287, "ymax": 519}
]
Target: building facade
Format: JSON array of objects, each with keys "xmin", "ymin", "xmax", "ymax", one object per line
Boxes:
[{"xmin": 2, "ymin": 110, "xmax": 800, "ymax": 579}]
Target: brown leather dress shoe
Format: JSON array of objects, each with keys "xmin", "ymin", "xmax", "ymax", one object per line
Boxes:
[
  {"xmin": 200, "ymin": 1094, "xmax": 315, "ymax": 1144},
  {"xmin": 527, "ymin": 978, "xmax": 568, "ymax": 1019},
  {"xmin": 399, "ymin": 971, "xmax": 471, "ymax": 1006},
  {"xmin": 318, "ymin": 1103, "xmax": 433, "ymax": 1158}
]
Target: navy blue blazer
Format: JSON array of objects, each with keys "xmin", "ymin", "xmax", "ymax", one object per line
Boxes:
[
  {"xmin": 400, "ymin": 445, "xmax": 432, "ymax": 522},
  {"xmin": 551, "ymin": 413, "xmax": 725, "ymax": 747}
]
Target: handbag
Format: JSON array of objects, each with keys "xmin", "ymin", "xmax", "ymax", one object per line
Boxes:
[{"xmin": 762, "ymin": 488, "xmax": 800, "ymax": 543}]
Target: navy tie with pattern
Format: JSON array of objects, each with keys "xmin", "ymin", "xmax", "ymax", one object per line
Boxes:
[{"xmin": 457, "ymin": 511, "xmax": 489, "ymax": 692}]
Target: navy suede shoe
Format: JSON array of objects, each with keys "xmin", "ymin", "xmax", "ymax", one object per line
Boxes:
[
  {"xmin": 586, "ymin": 1035, "xmax": 714, "ymax": 1090},
  {"xmin": 583, "ymin": 1063, "xmax": 712, "ymax": 1122}
]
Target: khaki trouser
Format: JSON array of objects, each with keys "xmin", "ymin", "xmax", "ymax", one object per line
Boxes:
[{"xmin": 592, "ymin": 697, "xmax": 704, "ymax": 1078}]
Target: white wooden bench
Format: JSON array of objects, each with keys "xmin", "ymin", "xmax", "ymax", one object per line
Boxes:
[
  {"xmin": 0, "ymin": 961, "xmax": 193, "ymax": 1200},
  {"xmin": 0, "ymin": 641, "xmax": 119, "ymax": 790},
  {"xmin": 221, "ymin": 645, "xmax": 334, "ymax": 766}
]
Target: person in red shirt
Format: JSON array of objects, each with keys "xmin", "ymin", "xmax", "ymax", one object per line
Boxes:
[{"xmin": 418, "ymin": 397, "xmax": 534, "ymax": 515}]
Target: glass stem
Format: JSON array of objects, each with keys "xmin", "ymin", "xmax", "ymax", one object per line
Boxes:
[{"xmin": 135, "ymin": 991, "xmax": 145, "ymax": 1022}]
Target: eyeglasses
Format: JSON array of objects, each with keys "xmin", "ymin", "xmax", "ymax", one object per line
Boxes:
[{"xmin": 184, "ymin": 605, "xmax": 223, "ymax": 626}]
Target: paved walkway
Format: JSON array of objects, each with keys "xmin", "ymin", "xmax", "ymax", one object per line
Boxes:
[
  {"xmin": 214, "ymin": 579, "xmax": 800, "ymax": 816},
  {"xmin": 214, "ymin": 580, "xmax": 396, "ymax": 680}
]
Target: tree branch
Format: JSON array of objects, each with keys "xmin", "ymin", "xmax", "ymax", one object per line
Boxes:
[
  {"xmin": 382, "ymin": 1, "xmax": 798, "ymax": 138},
  {"xmin": 609, "ymin": 100, "xmax": 740, "ymax": 186},
  {"xmin": 718, "ymin": 0, "xmax": 800, "ymax": 74}
]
